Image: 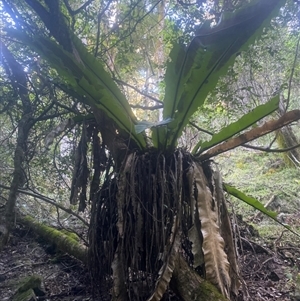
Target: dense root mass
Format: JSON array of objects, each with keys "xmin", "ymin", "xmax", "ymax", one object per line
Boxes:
[{"xmin": 88, "ymin": 149, "xmax": 239, "ymax": 301}]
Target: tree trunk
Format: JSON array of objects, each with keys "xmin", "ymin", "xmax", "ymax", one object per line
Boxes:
[
  {"xmin": 276, "ymin": 99, "xmax": 300, "ymax": 167},
  {"xmin": 276, "ymin": 126, "xmax": 300, "ymax": 167},
  {"xmin": 0, "ymin": 43, "xmax": 33, "ymax": 250},
  {"xmin": 0, "ymin": 121, "xmax": 29, "ymax": 248},
  {"xmin": 171, "ymin": 254, "xmax": 229, "ymax": 301}
]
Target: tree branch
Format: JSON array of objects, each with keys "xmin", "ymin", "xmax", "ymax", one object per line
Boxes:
[
  {"xmin": 114, "ymin": 78, "xmax": 163, "ymax": 104},
  {"xmin": 242, "ymin": 142, "xmax": 300, "ymax": 153},
  {"xmin": 25, "ymin": 0, "xmax": 73, "ymax": 52},
  {"xmin": 0, "ymin": 184, "xmax": 89, "ymax": 227},
  {"xmin": 189, "ymin": 121, "xmax": 214, "ymax": 135},
  {"xmin": 64, "ymin": 0, "xmax": 94, "ymax": 16},
  {"xmin": 198, "ymin": 110, "xmax": 300, "ymax": 160},
  {"xmin": 130, "ymin": 104, "xmax": 163, "ymax": 110},
  {"xmin": 104, "ymin": 0, "xmax": 162, "ymax": 53},
  {"xmin": 94, "ymin": 0, "xmax": 115, "ymax": 57}
]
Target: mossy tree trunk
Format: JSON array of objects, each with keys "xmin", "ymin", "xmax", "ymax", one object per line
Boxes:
[
  {"xmin": 276, "ymin": 100, "xmax": 300, "ymax": 167},
  {"xmin": 276, "ymin": 126, "xmax": 300, "ymax": 167},
  {"xmin": 19, "ymin": 215, "xmax": 87, "ymax": 264},
  {"xmin": 171, "ymin": 254, "xmax": 229, "ymax": 301}
]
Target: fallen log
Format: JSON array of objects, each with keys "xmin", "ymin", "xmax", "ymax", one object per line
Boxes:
[{"xmin": 19, "ymin": 215, "xmax": 87, "ymax": 264}]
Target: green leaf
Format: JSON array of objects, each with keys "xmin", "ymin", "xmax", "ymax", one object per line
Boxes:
[
  {"xmin": 192, "ymin": 95, "xmax": 279, "ymax": 154},
  {"xmin": 162, "ymin": 43, "xmax": 186, "ymax": 120},
  {"xmin": 70, "ymin": 34, "xmax": 137, "ymax": 121},
  {"xmin": 152, "ymin": 44, "xmax": 185, "ymax": 148},
  {"xmin": 224, "ymin": 184, "xmax": 300, "ymax": 237},
  {"xmin": 158, "ymin": 0, "xmax": 285, "ymax": 151},
  {"xmin": 8, "ymin": 30, "xmax": 147, "ymax": 150}
]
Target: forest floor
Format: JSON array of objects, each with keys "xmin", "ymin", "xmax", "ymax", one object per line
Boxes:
[
  {"xmin": 217, "ymin": 147, "xmax": 300, "ymax": 300},
  {"xmin": 0, "ymin": 225, "xmax": 91, "ymax": 301},
  {"xmin": 0, "ymin": 218, "xmax": 299, "ymax": 301},
  {"xmin": 236, "ymin": 215, "xmax": 300, "ymax": 301}
]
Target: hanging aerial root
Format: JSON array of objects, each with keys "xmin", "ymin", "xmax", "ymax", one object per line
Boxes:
[
  {"xmin": 111, "ymin": 150, "xmax": 187, "ymax": 300},
  {"xmin": 112, "ymin": 153, "xmax": 135, "ymax": 301},
  {"xmin": 147, "ymin": 151, "xmax": 183, "ymax": 301},
  {"xmin": 88, "ymin": 149, "xmax": 238, "ymax": 301},
  {"xmin": 88, "ymin": 152, "xmax": 117, "ymax": 293}
]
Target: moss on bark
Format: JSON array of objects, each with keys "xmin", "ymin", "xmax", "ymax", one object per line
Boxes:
[
  {"xmin": 20, "ymin": 215, "xmax": 87, "ymax": 264},
  {"xmin": 171, "ymin": 255, "xmax": 229, "ymax": 301}
]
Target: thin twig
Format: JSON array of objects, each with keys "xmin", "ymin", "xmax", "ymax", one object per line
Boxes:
[
  {"xmin": 130, "ymin": 104, "xmax": 163, "ymax": 110},
  {"xmin": 0, "ymin": 184, "xmax": 89, "ymax": 227},
  {"xmin": 114, "ymin": 78, "xmax": 162, "ymax": 104},
  {"xmin": 242, "ymin": 142, "xmax": 300, "ymax": 153},
  {"xmin": 189, "ymin": 121, "xmax": 214, "ymax": 135}
]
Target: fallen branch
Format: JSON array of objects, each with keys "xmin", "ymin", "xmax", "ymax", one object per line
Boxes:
[{"xmin": 18, "ymin": 215, "xmax": 87, "ymax": 264}]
